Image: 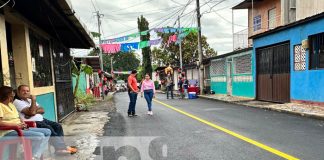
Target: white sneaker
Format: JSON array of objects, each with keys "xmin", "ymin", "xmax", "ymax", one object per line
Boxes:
[
  {"xmin": 150, "ymin": 111, "xmax": 153, "ymax": 115},
  {"xmin": 147, "ymin": 111, "xmax": 150, "ymax": 115}
]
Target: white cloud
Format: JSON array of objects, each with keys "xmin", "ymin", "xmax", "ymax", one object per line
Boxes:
[{"xmin": 70, "ymin": 0, "xmax": 248, "ymax": 56}]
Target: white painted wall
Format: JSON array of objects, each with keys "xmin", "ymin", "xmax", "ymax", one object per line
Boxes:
[{"xmin": 296, "ymin": 0, "xmax": 324, "ymax": 20}]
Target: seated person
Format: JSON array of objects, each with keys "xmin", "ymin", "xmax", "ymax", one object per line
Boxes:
[
  {"xmin": 0, "ymin": 86, "xmax": 51, "ymax": 159},
  {"xmin": 13, "ymin": 85, "xmax": 77, "ymax": 155}
]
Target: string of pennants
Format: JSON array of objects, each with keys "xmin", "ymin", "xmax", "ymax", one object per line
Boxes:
[{"xmin": 100, "ymin": 27, "xmax": 198, "ymax": 54}]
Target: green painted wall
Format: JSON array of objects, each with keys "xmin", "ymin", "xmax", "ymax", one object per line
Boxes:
[
  {"xmin": 211, "ymin": 82, "xmax": 227, "ymax": 94},
  {"xmin": 210, "ymin": 49, "xmax": 255, "ymax": 98},
  {"xmin": 232, "ymin": 81, "xmax": 254, "ymax": 97},
  {"xmin": 72, "ymin": 72, "xmax": 87, "ymax": 93},
  {"xmin": 37, "ymin": 92, "xmax": 56, "ymax": 121}
]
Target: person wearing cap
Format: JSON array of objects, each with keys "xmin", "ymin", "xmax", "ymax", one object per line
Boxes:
[{"xmin": 127, "ymin": 70, "xmax": 139, "ymax": 117}]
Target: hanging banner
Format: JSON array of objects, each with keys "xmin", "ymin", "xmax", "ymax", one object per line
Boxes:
[
  {"xmin": 113, "ymin": 71, "xmax": 131, "ymax": 74},
  {"xmin": 100, "ymin": 44, "xmax": 121, "ymax": 54},
  {"xmin": 101, "ymin": 39, "xmax": 162, "ymax": 54},
  {"xmin": 121, "ymin": 42, "xmax": 139, "ymax": 52},
  {"xmin": 101, "ymin": 27, "xmax": 197, "ymax": 44}
]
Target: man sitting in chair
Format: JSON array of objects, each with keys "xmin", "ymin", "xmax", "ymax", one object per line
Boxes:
[{"xmin": 13, "ymin": 85, "xmax": 77, "ymax": 155}]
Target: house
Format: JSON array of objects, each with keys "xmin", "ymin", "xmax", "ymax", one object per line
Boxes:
[
  {"xmin": 73, "ymin": 56, "xmax": 101, "ymax": 94},
  {"xmin": 0, "ymin": 0, "xmax": 95, "ymax": 121},
  {"xmin": 233, "ymin": 0, "xmax": 324, "ymax": 104},
  {"xmin": 209, "ymin": 48, "xmax": 254, "ymax": 98},
  {"xmin": 183, "ymin": 59, "xmax": 211, "ymax": 94},
  {"xmin": 251, "ymin": 12, "xmax": 324, "ymax": 104},
  {"xmin": 233, "ymin": 0, "xmax": 324, "ymax": 46}
]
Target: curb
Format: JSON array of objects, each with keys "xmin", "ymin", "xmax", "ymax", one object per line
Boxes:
[{"xmin": 199, "ymin": 95, "xmax": 324, "ymax": 120}]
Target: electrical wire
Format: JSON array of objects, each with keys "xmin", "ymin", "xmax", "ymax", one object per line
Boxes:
[
  {"xmin": 102, "ymin": 5, "xmax": 188, "ymax": 39},
  {"xmin": 110, "ymin": 0, "xmax": 156, "ymax": 13},
  {"xmin": 90, "ymin": 0, "xmax": 97, "ymax": 11},
  {"xmin": 0, "ymin": 0, "xmax": 10, "ymax": 8}
]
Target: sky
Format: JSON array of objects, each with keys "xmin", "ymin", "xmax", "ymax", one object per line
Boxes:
[{"xmin": 69, "ymin": 0, "xmax": 248, "ymax": 56}]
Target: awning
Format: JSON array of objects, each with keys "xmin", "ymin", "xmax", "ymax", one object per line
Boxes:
[
  {"xmin": 8, "ymin": 0, "xmax": 95, "ymax": 48},
  {"xmin": 232, "ymin": 0, "xmax": 264, "ymax": 9},
  {"xmin": 74, "ymin": 56, "xmax": 101, "ymax": 72}
]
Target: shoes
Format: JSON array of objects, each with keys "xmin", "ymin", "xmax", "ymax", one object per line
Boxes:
[
  {"xmin": 128, "ymin": 113, "xmax": 133, "ymax": 117},
  {"xmin": 150, "ymin": 111, "xmax": 153, "ymax": 115},
  {"xmin": 147, "ymin": 111, "xmax": 151, "ymax": 115}
]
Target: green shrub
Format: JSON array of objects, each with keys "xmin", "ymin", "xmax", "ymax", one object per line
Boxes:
[{"xmin": 75, "ymin": 90, "xmax": 96, "ymax": 110}]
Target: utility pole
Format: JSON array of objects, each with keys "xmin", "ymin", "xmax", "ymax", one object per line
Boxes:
[
  {"xmin": 96, "ymin": 11, "xmax": 105, "ymax": 99},
  {"xmin": 196, "ymin": 0, "xmax": 204, "ymax": 95},
  {"xmin": 178, "ymin": 16, "xmax": 183, "ymax": 73}
]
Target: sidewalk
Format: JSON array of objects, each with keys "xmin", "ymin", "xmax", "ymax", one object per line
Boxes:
[
  {"xmin": 199, "ymin": 94, "xmax": 324, "ymax": 120},
  {"xmin": 50, "ymin": 93, "xmax": 115, "ymax": 160}
]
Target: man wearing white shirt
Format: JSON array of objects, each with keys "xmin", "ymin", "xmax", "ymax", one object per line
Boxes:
[{"xmin": 13, "ymin": 85, "xmax": 77, "ymax": 155}]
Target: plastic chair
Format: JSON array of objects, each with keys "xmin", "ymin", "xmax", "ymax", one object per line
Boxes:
[{"xmin": 0, "ymin": 121, "xmax": 37, "ymax": 160}]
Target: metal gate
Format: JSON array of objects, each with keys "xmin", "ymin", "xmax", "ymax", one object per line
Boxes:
[
  {"xmin": 256, "ymin": 43, "xmax": 290, "ymax": 103},
  {"xmin": 52, "ymin": 42, "xmax": 75, "ymax": 121}
]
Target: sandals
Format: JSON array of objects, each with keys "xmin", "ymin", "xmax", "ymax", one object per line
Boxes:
[
  {"xmin": 67, "ymin": 146, "xmax": 78, "ymax": 153},
  {"xmin": 55, "ymin": 146, "xmax": 78, "ymax": 155}
]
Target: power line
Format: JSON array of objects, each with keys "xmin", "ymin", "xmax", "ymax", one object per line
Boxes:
[
  {"xmin": 179, "ymin": 0, "xmax": 218, "ymax": 19},
  {"xmin": 110, "ymin": 0, "xmax": 156, "ymax": 13},
  {"xmin": 102, "ymin": 5, "xmax": 188, "ymax": 39},
  {"xmin": 90, "ymin": 0, "xmax": 97, "ymax": 11},
  {"xmin": 0, "ymin": 0, "xmax": 10, "ymax": 8},
  {"xmin": 110, "ymin": 5, "xmax": 183, "ymax": 16}
]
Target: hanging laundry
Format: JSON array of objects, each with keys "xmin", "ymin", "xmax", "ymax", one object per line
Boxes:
[{"xmin": 100, "ymin": 44, "xmax": 121, "ymax": 54}]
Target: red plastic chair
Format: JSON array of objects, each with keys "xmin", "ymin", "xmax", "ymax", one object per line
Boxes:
[{"xmin": 0, "ymin": 121, "xmax": 37, "ymax": 160}]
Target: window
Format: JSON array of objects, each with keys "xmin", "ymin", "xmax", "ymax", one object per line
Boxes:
[
  {"xmin": 234, "ymin": 54, "xmax": 252, "ymax": 74},
  {"xmin": 268, "ymin": 8, "xmax": 276, "ymax": 29},
  {"xmin": 29, "ymin": 29, "xmax": 53, "ymax": 87},
  {"xmin": 253, "ymin": 15, "xmax": 261, "ymax": 31},
  {"xmin": 294, "ymin": 45, "xmax": 306, "ymax": 71},
  {"xmin": 309, "ymin": 33, "xmax": 324, "ymax": 69},
  {"xmin": 210, "ymin": 59, "xmax": 225, "ymax": 75}
]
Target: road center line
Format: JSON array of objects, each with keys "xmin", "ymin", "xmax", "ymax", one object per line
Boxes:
[{"xmin": 153, "ymin": 99, "xmax": 300, "ymax": 160}]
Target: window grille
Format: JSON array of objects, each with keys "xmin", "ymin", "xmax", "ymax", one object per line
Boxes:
[
  {"xmin": 234, "ymin": 54, "xmax": 252, "ymax": 74},
  {"xmin": 29, "ymin": 29, "xmax": 53, "ymax": 87},
  {"xmin": 210, "ymin": 59, "xmax": 225, "ymax": 75}
]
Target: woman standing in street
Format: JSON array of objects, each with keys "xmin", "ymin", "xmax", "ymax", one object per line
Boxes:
[{"xmin": 141, "ymin": 73, "xmax": 155, "ymax": 115}]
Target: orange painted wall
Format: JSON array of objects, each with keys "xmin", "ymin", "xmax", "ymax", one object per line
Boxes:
[{"xmin": 248, "ymin": 0, "xmax": 282, "ymax": 38}]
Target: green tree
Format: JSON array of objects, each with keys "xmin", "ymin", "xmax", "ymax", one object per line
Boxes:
[
  {"xmin": 152, "ymin": 31, "xmax": 217, "ymax": 66},
  {"xmin": 71, "ymin": 60, "xmax": 93, "ymax": 98},
  {"xmin": 88, "ymin": 47, "xmax": 100, "ymax": 56},
  {"xmin": 138, "ymin": 15, "xmax": 153, "ymax": 77},
  {"xmin": 102, "ymin": 52, "xmax": 140, "ymax": 80}
]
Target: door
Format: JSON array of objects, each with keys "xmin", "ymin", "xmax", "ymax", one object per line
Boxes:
[
  {"xmin": 226, "ymin": 62, "xmax": 232, "ymax": 95},
  {"xmin": 52, "ymin": 42, "xmax": 75, "ymax": 121},
  {"xmin": 256, "ymin": 43, "xmax": 290, "ymax": 103},
  {"xmin": 0, "ymin": 44, "xmax": 3, "ymax": 86},
  {"xmin": 6, "ymin": 22, "xmax": 16, "ymax": 88}
]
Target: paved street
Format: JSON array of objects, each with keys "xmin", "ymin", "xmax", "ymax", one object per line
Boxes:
[{"xmin": 101, "ymin": 92, "xmax": 324, "ymax": 160}]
